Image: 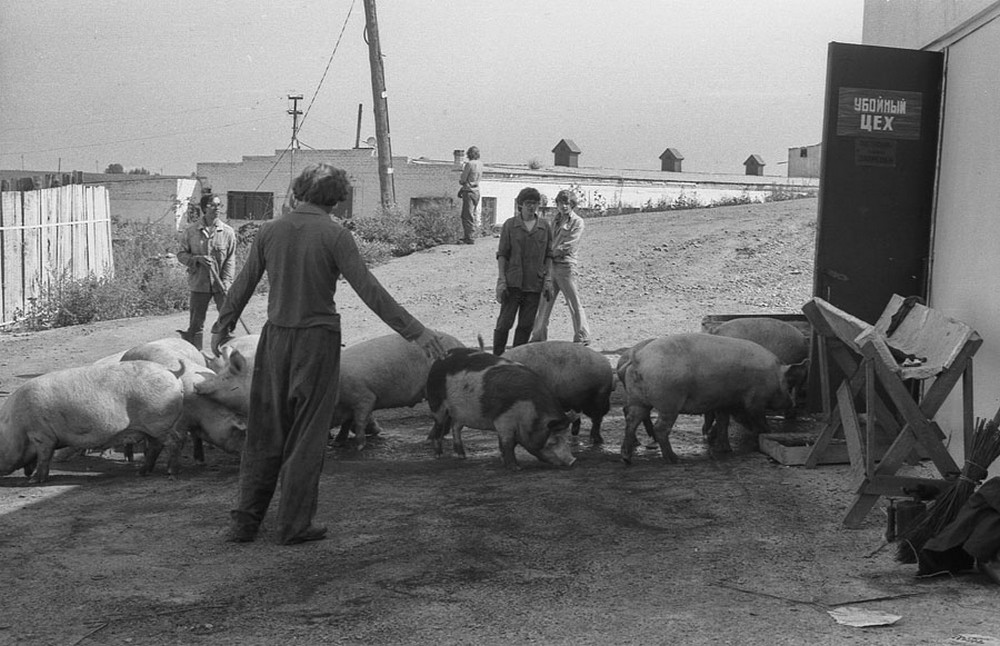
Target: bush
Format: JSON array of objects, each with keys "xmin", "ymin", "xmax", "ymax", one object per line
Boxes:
[
  {"xmin": 8, "ymin": 202, "xmax": 463, "ymax": 331},
  {"xmin": 12, "ymin": 220, "xmax": 190, "ymax": 331},
  {"xmin": 350, "ymin": 201, "xmax": 463, "ymax": 262}
]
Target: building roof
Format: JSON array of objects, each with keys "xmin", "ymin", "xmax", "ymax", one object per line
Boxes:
[
  {"xmin": 480, "ymin": 162, "xmax": 815, "ymax": 186},
  {"xmin": 743, "ymin": 155, "xmax": 766, "ymax": 166},
  {"xmin": 659, "ymin": 148, "xmax": 684, "ymax": 160},
  {"xmin": 552, "ymin": 139, "xmax": 582, "ymax": 154}
]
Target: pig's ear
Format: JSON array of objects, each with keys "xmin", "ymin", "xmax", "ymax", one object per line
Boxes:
[{"xmin": 230, "ymin": 350, "xmax": 247, "ymax": 374}]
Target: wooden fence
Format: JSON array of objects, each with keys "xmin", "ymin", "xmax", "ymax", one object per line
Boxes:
[{"xmin": 0, "ymin": 185, "xmax": 114, "ymax": 325}]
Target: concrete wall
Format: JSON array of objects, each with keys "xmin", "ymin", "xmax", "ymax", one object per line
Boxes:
[
  {"xmin": 479, "ymin": 173, "xmax": 818, "ymax": 224},
  {"xmin": 98, "ymin": 177, "xmax": 200, "ymax": 230},
  {"xmin": 198, "ymin": 149, "xmax": 458, "ymax": 220},
  {"xmin": 787, "ymin": 144, "xmax": 822, "ymax": 179}
]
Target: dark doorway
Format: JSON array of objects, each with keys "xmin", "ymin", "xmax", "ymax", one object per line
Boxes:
[
  {"xmin": 814, "ymin": 42, "xmax": 943, "ymax": 324},
  {"xmin": 227, "ymin": 192, "xmax": 274, "ymax": 221}
]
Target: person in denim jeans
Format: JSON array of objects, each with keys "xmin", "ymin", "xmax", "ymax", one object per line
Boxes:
[
  {"xmin": 492, "ymin": 187, "xmax": 554, "ymax": 355},
  {"xmin": 530, "ymin": 189, "xmax": 591, "ymax": 344}
]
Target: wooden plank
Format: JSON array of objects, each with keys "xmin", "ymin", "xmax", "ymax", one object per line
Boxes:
[
  {"xmin": 84, "ymin": 185, "xmax": 96, "ymax": 274},
  {"xmin": 2, "ymin": 191, "xmax": 25, "ymax": 323},
  {"xmin": 837, "ymin": 382, "xmax": 866, "ymax": 483},
  {"xmin": 21, "ymin": 186, "xmax": 41, "ymax": 305},
  {"xmin": 871, "ymin": 356, "xmax": 959, "ymax": 475},
  {"xmin": 55, "ymin": 188, "xmax": 72, "ymax": 282},
  {"xmin": 95, "ymin": 187, "xmax": 113, "ymax": 275},
  {"xmin": 853, "ymin": 475, "xmax": 955, "ymax": 498},
  {"xmin": 0, "ymin": 191, "xmax": 12, "ymax": 323},
  {"xmin": 71, "ymin": 186, "xmax": 86, "ymax": 279},
  {"xmin": 843, "ymin": 494, "xmax": 881, "ymax": 529},
  {"xmin": 41, "ymin": 187, "xmax": 56, "ymax": 294}
]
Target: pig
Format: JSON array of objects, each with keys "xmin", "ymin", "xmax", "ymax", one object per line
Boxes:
[
  {"xmin": 204, "ymin": 334, "xmax": 260, "ymax": 373},
  {"xmin": 121, "ymin": 337, "xmax": 209, "ymax": 371},
  {"xmin": 426, "ymin": 348, "xmax": 576, "ymax": 470},
  {"xmin": 0, "ymin": 361, "xmax": 186, "ymax": 483},
  {"xmin": 194, "ymin": 350, "xmax": 253, "ymax": 416},
  {"xmin": 120, "ymin": 340, "xmax": 246, "ymax": 463},
  {"xmin": 198, "ymin": 333, "xmax": 465, "ymax": 451},
  {"xmin": 615, "ymin": 339, "xmax": 657, "ymax": 442},
  {"xmin": 171, "ymin": 359, "xmax": 247, "ymax": 459},
  {"xmin": 330, "ymin": 332, "xmax": 465, "ymax": 449},
  {"xmin": 619, "ymin": 333, "xmax": 809, "ymax": 464},
  {"xmin": 502, "ymin": 341, "xmax": 614, "ymax": 444},
  {"xmin": 704, "ymin": 317, "xmax": 810, "ymax": 433}
]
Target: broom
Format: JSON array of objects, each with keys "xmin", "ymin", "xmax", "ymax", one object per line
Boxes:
[{"xmin": 895, "ymin": 415, "xmax": 1000, "ymax": 563}]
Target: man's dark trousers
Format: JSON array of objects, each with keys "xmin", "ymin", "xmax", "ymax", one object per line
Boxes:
[{"xmin": 229, "ymin": 323, "xmax": 341, "ymax": 544}]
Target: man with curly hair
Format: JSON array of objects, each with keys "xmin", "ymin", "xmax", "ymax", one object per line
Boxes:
[{"xmin": 211, "ymin": 163, "xmax": 447, "ymax": 546}]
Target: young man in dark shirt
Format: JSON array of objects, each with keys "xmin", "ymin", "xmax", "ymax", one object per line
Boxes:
[{"xmin": 492, "ymin": 186, "xmax": 554, "ymax": 355}]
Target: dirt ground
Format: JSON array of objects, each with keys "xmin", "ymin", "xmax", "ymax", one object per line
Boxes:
[{"xmin": 1, "ymin": 198, "xmax": 998, "ymax": 646}]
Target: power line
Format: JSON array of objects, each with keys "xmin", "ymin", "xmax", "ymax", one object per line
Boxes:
[{"xmin": 297, "ymin": 0, "xmax": 357, "ymax": 134}]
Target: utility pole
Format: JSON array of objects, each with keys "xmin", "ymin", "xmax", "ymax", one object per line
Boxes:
[
  {"xmin": 354, "ymin": 103, "xmax": 363, "ymax": 149},
  {"xmin": 363, "ymin": 0, "xmax": 395, "ymax": 208},
  {"xmin": 287, "ymin": 93, "xmax": 303, "ymax": 184}
]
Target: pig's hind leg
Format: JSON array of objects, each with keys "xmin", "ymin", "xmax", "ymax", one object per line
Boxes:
[
  {"xmin": 138, "ymin": 435, "xmax": 164, "ymax": 476},
  {"xmin": 650, "ymin": 412, "xmax": 680, "ymax": 463},
  {"xmin": 620, "ymin": 403, "xmax": 653, "ymax": 464}
]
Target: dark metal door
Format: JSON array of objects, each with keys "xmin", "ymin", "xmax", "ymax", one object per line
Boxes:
[{"xmin": 814, "ymin": 42, "xmax": 943, "ymax": 324}]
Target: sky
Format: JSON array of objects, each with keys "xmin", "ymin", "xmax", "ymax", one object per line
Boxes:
[{"xmin": 0, "ymin": 1, "xmax": 865, "ymax": 177}]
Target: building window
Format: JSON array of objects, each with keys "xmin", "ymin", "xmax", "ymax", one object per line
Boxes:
[
  {"xmin": 800, "ymin": 148, "xmax": 809, "ymax": 158},
  {"xmin": 227, "ymin": 191, "xmax": 274, "ymax": 221}
]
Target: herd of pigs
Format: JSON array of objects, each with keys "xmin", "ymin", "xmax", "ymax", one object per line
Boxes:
[{"xmin": 0, "ymin": 317, "xmax": 809, "ymax": 483}]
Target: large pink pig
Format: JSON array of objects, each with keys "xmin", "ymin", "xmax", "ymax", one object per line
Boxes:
[
  {"xmin": 0, "ymin": 361, "xmax": 186, "ymax": 483},
  {"xmin": 620, "ymin": 333, "xmax": 808, "ymax": 464}
]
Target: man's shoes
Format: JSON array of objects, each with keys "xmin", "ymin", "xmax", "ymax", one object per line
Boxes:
[{"xmin": 282, "ymin": 525, "xmax": 327, "ymax": 546}]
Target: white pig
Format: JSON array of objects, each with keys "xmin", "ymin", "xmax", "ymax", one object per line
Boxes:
[
  {"xmin": 331, "ymin": 332, "xmax": 465, "ymax": 449},
  {"xmin": 0, "ymin": 361, "xmax": 186, "ymax": 483},
  {"xmin": 620, "ymin": 333, "xmax": 808, "ymax": 464}
]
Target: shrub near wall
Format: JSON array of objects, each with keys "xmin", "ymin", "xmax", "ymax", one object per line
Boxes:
[{"xmin": 13, "ymin": 220, "xmax": 189, "ymax": 330}]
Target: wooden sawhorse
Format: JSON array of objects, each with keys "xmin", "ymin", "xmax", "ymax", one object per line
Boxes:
[{"xmin": 802, "ymin": 295, "xmax": 981, "ymax": 528}]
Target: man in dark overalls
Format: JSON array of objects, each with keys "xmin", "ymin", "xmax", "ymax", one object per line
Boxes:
[{"xmin": 211, "ymin": 164, "xmax": 447, "ymax": 545}]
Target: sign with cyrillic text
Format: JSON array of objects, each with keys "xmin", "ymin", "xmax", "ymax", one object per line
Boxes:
[{"xmin": 836, "ymin": 88, "xmax": 923, "ymax": 140}]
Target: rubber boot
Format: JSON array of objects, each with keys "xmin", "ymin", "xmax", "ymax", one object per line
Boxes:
[
  {"xmin": 492, "ymin": 329, "xmax": 509, "ymax": 356},
  {"xmin": 512, "ymin": 327, "xmax": 531, "ymax": 348},
  {"xmin": 189, "ymin": 332, "xmax": 204, "ymax": 351}
]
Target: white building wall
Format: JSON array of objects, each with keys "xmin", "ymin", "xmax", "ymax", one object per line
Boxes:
[
  {"xmin": 479, "ymin": 176, "xmax": 817, "ymax": 224},
  {"xmin": 922, "ymin": 12, "xmax": 1000, "ymax": 473}
]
